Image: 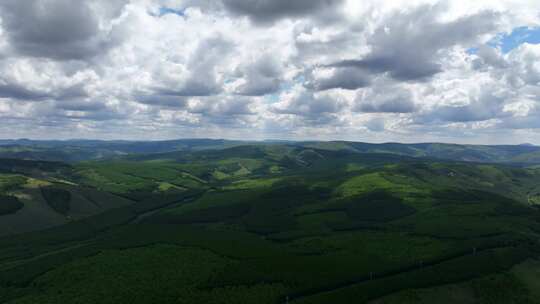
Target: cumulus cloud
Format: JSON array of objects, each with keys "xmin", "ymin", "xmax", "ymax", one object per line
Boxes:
[
  {"xmin": 420, "ymin": 93, "xmax": 507, "ymax": 123},
  {"xmin": 329, "ymin": 4, "xmax": 499, "ymax": 81},
  {"xmin": 0, "ymin": 0, "xmax": 128, "ymax": 60},
  {"xmin": 189, "ymin": 96, "xmax": 254, "ymax": 116},
  {"xmin": 135, "ymin": 93, "xmax": 189, "ymax": 108},
  {"xmin": 134, "ymin": 35, "xmax": 233, "ymax": 106},
  {"xmin": 355, "ymin": 84, "xmax": 416, "ymax": 113},
  {"xmin": 506, "ymin": 43, "xmax": 540, "ymax": 86},
  {"xmin": 233, "ymin": 54, "xmax": 283, "ymax": 96},
  {"xmin": 472, "ymin": 45, "xmax": 509, "ymax": 70},
  {"xmin": 0, "ymin": 0, "xmax": 538, "ymax": 143},
  {"xmin": 0, "ymin": 58, "xmax": 94, "ymax": 101},
  {"xmin": 364, "ymin": 117, "xmax": 386, "ymax": 132},
  {"xmin": 0, "ymin": 82, "xmax": 51, "ymax": 101},
  {"xmin": 271, "ymin": 86, "xmax": 346, "ymax": 125},
  {"xmin": 221, "ymin": 0, "xmax": 345, "ymax": 24},
  {"xmin": 304, "ymin": 67, "xmax": 371, "ymax": 91}
]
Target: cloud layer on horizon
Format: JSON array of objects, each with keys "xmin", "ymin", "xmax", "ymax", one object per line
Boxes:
[{"xmin": 0, "ymin": 0, "xmax": 539, "ymax": 144}]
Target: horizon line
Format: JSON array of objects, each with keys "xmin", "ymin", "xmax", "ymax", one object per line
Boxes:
[{"xmin": 0, "ymin": 137, "xmax": 537, "ymax": 147}]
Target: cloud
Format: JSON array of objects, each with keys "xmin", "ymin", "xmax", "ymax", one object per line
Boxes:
[
  {"xmin": 221, "ymin": 0, "xmax": 345, "ymax": 24},
  {"xmin": 364, "ymin": 117, "xmax": 386, "ymax": 132},
  {"xmin": 182, "ymin": 35, "xmax": 233, "ymax": 95},
  {"xmin": 54, "ymin": 99, "xmax": 107, "ymax": 112},
  {"xmin": 233, "ymin": 54, "xmax": 283, "ymax": 96},
  {"xmin": 499, "ymin": 106, "xmax": 540, "ymax": 129},
  {"xmin": 134, "ymin": 35, "xmax": 234, "ymax": 106},
  {"xmin": 0, "ymin": 82, "xmax": 51, "ymax": 101},
  {"xmin": 506, "ymin": 43, "xmax": 540, "ymax": 86},
  {"xmin": 471, "ymin": 45, "xmax": 509, "ymax": 69},
  {"xmin": 329, "ymin": 4, "xmax": 499, "ymax": 81},
  {"xmin": 189, "ymin": 96, "xmax": 254, "ymax": 116},
  {"xmin": 271, "ymin": 86, "xmax": 346, "ymax": 125},
  {"xmin": 0, "ymin": 0, "xmax": 128, "ymax": 61},
  {"xmin": 0, "ymin": 58, "xmax": 93, "ymax": 102},
  {"xmin": 184, "ymin": 95, "xmax": 257, "ymax": 127},
  {"xmin": 355, "ymin": 85, "xmax": 416, "ymax": 113},
  {"xmin": 304, "ymin": 67, "xmax": 371, "ymax": 91},
  {"xmin": 418, "ymin": 91, "xmax": 508, "ymax": 123},
  {"xmin": 135, "ymin": 93, "xmax": 189, "ymax": 108},
  {"xmin": 0, "ymin": 0, "xmax": 538, "ymax": 143}
]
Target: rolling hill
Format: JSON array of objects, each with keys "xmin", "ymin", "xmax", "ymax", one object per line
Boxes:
[
  {"xmin": 0, "ymin": 143, "xmax": 540, "ymax": 303},
  {"xmin": 0, "ymin": 139, "xmax": 539, "ymax": 165}
]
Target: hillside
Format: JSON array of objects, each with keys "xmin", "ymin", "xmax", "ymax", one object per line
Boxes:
[
  {"xmin": 1, "ymin": 139, "xmax": 540, "ymax": 165},
  {"xmin": 0, "ymin": 159, "xmax": 136, "ymax": 236},
  {"xmin": 1, "ymin": 144, "xmax": 540, "ymax": 303},
  {"xmin": 301, "ymin": 141, "xmax": 540, "ymax": 164}
]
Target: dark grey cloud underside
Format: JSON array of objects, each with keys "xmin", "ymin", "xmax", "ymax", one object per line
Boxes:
[
  {"xmin": 235, "ymin": 54, "xmax": 283, "ymax": 96},
  {"xmin": 358, "ymin": 97, "xmax": 416, "ymax": 113},
  {"xmin": 222, "ymin": 0, "xmax": 345, "ymax": 23},
  {"xmin": 305, "ymin": 68, "xmax": 371, "ymax": 91},
  {"xmin": 0, "ymin": 0, "xmax": 537, "ymax": 141},
  {"xmin": 134, "ymin": 35, "xmax": 232, "ymax": 106},
  {"xmin": 0, "ymin": 0, "xmax": 126, "ymax": 60},
  {"xmin": 0, "ymin": 83, "xmax": 50, "ymax": 101},
  {"xmin": 417, "ymin": 93, "xmax": 507, "ymax": 123},
  {"xmin": 0, "ymin": 82, "xmax": 87, "ymax": 102},
  {"xmin": 329, "ymin": 5, "xmax": 499, "ymax": 81},
  {"xmin": 356, "ymin": 87, "xmax": 416, "ymax": 113},
  {"xmin": 135, "ymin": 94, "xmax": 189, "ymax": 108}
]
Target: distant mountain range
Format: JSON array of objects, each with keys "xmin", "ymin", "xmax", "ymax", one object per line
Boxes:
[{"xmin": 0, "ymin": 139, "xmax": 539, "ymax": 164}]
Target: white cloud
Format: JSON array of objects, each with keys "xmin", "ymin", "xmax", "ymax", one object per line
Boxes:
[{"xmin": 0, "ymin": 0, "xmax": 538, "ymax": 143}]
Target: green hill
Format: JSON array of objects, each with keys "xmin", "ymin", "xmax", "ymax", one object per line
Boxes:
[
  {"xmin": 1, "ymin": 139, "xmax": 540, "ymax": 165},
  {"xmin": 1, "ymin": 145, "xmax": 540, "ymax": 303}
]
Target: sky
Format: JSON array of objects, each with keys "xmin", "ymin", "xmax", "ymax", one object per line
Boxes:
[{"xmin": 0, "ymin": 1, "xmax": 540, "ymax": 144}]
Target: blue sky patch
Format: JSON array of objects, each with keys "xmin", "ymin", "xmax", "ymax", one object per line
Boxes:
[
  {"xmin": 489, "ymin": 26, "xmax": 540, "ymax": 53},
  {"xmin": 466, "ymin": 47, "xmax": 478, "ymax": 55},
  {"xmin": 158, "ymin": 7, "xmax": 185, "ymax": 17}
]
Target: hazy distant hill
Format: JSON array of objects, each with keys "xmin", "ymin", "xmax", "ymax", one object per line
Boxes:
[
  {"xmin": 0, "ymin": 139, "xmax": 246, "ymax": 162},
  {"xmin": 301, "ymin": 141, "xmax": 540, "ymax": 164},
  {"xmin": 0, "ymin": 139, "xmax": 539, "ymax": 164}
]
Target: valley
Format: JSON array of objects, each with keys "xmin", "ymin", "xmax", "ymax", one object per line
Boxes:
[{"xmin": 0, "ymin": 140, "xmax": 540, "ymax": 303}]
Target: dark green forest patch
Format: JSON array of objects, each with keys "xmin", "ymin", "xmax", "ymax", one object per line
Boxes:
[
  {"xmin": 0, "ymin": 195, "xmax": 23, "ymax": 215},
  {"xmin": 40, "ymin": 187, "xmax": 71, "ymax": 215},
  {"xmin": 345, "ymin": 191, "xmax": 417, "ymax": 222}
]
